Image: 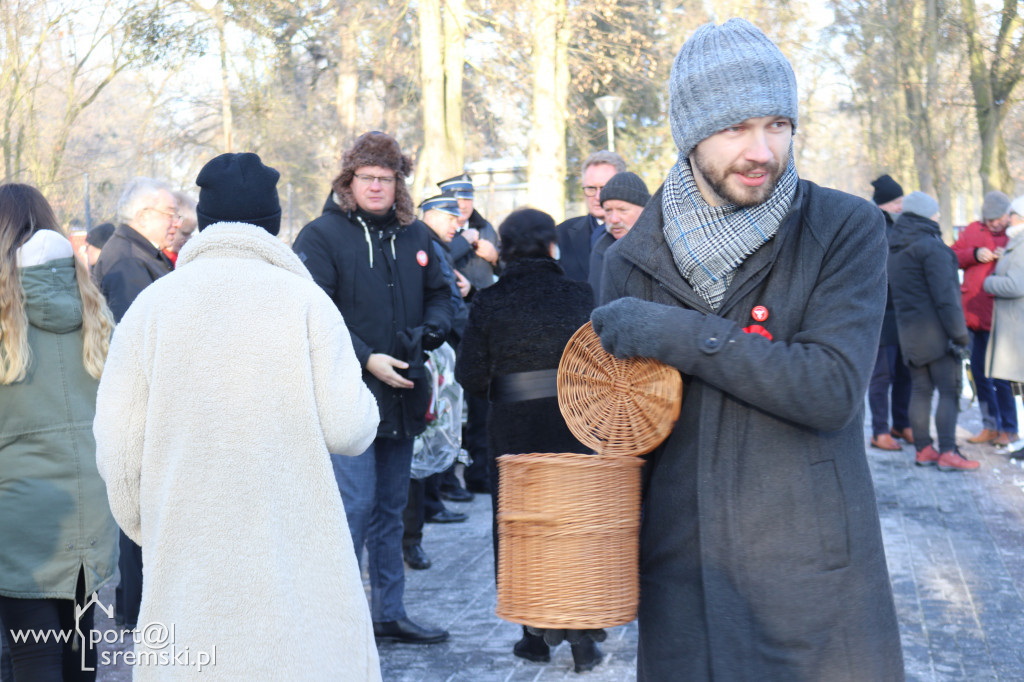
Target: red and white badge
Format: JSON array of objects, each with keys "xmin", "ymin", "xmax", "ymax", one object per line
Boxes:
[
  {"xmin": 416, "ymin": 250, "xmax": 429, "ymax": 267},
  {"xmin": 751, "ymin": 305, "xmax": 769, "ymax": 322}
]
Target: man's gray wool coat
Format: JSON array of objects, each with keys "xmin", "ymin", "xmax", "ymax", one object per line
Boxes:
[{"xmin": 601, "ymin": 179, "xmax": 904, "ymax": 682}]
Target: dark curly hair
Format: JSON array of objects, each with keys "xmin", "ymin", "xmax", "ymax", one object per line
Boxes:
[{"xmin": 498, "ymin": 208, "xmax": 557, "ymax": 262}]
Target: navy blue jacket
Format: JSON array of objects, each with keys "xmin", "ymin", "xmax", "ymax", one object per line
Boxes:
[{"xmin": 293, "ymin": 197, "xmax": 452, "ymax": 440}]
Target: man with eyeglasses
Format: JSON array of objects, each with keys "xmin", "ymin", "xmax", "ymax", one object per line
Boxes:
[
  {"xmin": 556, "ymin": 150, "xmax": 626, "ymax": 282},
  {"xmin": 91, "ymin": 176, "xmax": 180, "ymax": 633},
  {"xmin": 293, "ymin": 131, "xmax": 453, "ymax": 645}
]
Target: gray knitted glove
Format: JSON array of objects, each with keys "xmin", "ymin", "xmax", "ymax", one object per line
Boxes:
[{"xmin": 591, "ymin": 296, "xmax": 699, "ymax": 362}]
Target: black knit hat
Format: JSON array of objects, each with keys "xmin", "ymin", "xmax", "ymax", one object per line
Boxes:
[
  {"xmin": 85, "ymin": 222, "xmax": 115, "ymax": 248},
  {"xmin": 600, "ymin": 171, "xmax": 651, "ymax": 208},
  {"xmin": 196, "ymin": 152, "xmax": 282, "ymax": 235},
  {"xmin": 870, "ymin": 174, "xmax": 903, "ymax": 206}
]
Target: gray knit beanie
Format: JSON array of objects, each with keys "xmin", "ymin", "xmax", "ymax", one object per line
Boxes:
[
  {"xmin": 669, "ymin": 19, "xmax": 798, "ymax": 156},
  {"xmin": 901, "ymin": 191, "xmax": 939, "ymax": 219},
  {"xmin": 981, "ymin": 190, "xmax": 1010, "ymax": 221},
  {"xmin": 600, "ymin": 172, "xmax": 651, "ymax": 208}
]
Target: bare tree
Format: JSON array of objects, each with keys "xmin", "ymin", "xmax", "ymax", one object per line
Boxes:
[{"xmin": 959, "ymin": 0, "xmax": 1024, "ymax": 193}]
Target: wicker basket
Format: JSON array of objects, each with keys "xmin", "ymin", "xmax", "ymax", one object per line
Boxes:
[
  {"xmin": 495, "ymin": 322, "xmax": 683, "ymax": 630},
  {"xmin": 558, "ymin": 322, "xmax": 682, "ymax": 456},
  {"xmin": 495, "ymin": 452, "xmax": 644, "ymax": 629}
]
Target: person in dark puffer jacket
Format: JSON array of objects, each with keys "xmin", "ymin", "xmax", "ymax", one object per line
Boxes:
[{"xmin": 888, "ymin": 191, "xmax": 978, "ymax": 471}]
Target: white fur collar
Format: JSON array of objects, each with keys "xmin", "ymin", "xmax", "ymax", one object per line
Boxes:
[{"xmin": 176, "ymin": 222, "xmax": 311, "ymax": 281}]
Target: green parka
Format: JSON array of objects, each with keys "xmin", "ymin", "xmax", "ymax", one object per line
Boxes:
[{"xmin": 0, "ymin": 257, "xmax": 118, "ymax": 598}]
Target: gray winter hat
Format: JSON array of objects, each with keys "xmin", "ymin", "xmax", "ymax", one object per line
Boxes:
[
  {"xmin": 981, "ymin": 190, "xmax": 1010, "ymax": 221},
  {"xmin": 902, "ymin": 191, "xmax": 939, "ymax": 219},
  {"xmin": 669, "ymin": 19, "xmax": 798, "ymax": 156},
  {"xmin": 600, "ymin": 172, "xmax": 651, "ymax": 208}
]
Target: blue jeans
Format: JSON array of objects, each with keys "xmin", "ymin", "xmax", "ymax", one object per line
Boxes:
[
  {"xmin": 869, "ymin": 344, "xmax": 912, "ymax": 436},
  {"xmin": 969, "ymin": 328, "xmax": 1019, "ymax": 432},
  {"xmin": 332, "ymin": 437, "xmax": 413, "ymax": 622}
]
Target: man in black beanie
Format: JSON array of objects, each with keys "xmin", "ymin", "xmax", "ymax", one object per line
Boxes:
[
  {"xmin": 867, "ymin": 174, "xmax": 914, "ymax": 452},
  {"xmin": 94, "ymin": 151, "xmax": 385, "ymax": 677},
  {"xmin": 589, "ymin": 171, "xmax": 650, "ymax": 298},
  {"xmin": 195, "ymin": 152, "xmax": 283, "ymax": 233}
]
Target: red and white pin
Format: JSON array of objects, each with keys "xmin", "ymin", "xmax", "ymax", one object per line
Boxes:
[
  {"xmin": 416, "ymin": 250, "xmax": 429, "ymax": 267},
  {"xmin": 751, "ymin": 305, "xmax": 769, "ymax": 323}
]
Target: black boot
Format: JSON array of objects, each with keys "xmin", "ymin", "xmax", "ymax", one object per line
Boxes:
[
  {"xmin": 570, "ymin": 636, "xmax": 603, "ymax": 673},
  {"xmin": 512, "ymin": 626, "xmax": 550, "ymax": 662}
]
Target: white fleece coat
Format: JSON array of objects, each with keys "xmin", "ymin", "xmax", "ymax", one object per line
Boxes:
[{"xmin": 94, "ymin": 222, "xmax": 381, "ymax": 680}]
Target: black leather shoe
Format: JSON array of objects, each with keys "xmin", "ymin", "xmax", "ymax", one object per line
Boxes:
[
  {"xmin": 440, "ymin": 486, "xmax": 473, "ymax": 502},
  {"xmin": 403, "ymin": 544, "xmax": 431, "ymax": 570},
  {"xmin": 425, "ymin": 508, "xmax": 468, "ymax": 524},
  {"xmin": 373, "ymin": 618, "xmax": 449, "ymax": 644}
]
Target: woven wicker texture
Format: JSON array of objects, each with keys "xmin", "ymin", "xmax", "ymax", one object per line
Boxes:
[
  {"xmin": 495, "ymin": 452, "xmax": 644, "ymax": 629},
  {"xmin": 558, "ymin": 321, "xmax": 683, "ymax": 456}
]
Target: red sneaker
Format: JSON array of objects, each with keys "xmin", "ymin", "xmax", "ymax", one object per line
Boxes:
[
  {"xmin": 937, "ymin": 450, "xmax": 980, "ymax": 471},
  {"xmin": 914, "ymin": 445, "xmax": 939, "ymax": 467}
]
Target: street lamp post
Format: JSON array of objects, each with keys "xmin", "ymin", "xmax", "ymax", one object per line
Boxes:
[{"xmin": 595, "ymin": 95, "xmax": 624, "ymax": 153}]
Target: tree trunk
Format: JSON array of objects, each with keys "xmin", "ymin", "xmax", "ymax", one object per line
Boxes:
[
  {"xmin": 526, "ymin": 0, "xmax": 568, "ymax": 221},
  {"xmin": 215, "ymin": 1, "xmax": 233, "ymax": 153},
  {"xmin": 442, "ymin": 0, "xmax": 466, "ymax": 171},
  {"xmin": 336, "ymin": 13, "xmax": 359, "ymax": 144},
  {"xmin": 959, "ymin": 0, "xmax": 1024, "ymax": 195},
  {"xmin": 415, "ymin": 0, "xmax": 450, "ymax": 204}
]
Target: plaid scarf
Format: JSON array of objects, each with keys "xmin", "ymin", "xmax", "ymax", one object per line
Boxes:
[{"xmin": 662, "ymin": 150, "xmax": 797, "ymax": 310}]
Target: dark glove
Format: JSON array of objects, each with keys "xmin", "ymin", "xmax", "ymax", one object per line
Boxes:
[
  {"xmin": 422, "ymin": 325, "xmax": 445, "ymax": 351},
  {"xmin": 947, "ymin": 339, "xmax": 970, "ymax": 361},
  {"xmin": 525, "ymin": 626, "xmax": 607, "ymax": 646},
  {"xmin": 591, "ymin": 297, "xmax": 700, "ymax": 362}
]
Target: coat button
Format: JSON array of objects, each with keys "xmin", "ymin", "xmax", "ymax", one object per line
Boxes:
[{"xmin": 704, "ymin": 337, "xmax": 720, "ymax": 350}]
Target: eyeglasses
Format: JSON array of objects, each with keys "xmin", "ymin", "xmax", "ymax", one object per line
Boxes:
[
  {"xmin": 146, "ymin": 207, "xmax": 183, "ymax": 222},
  {"xmin": 582, "ymin": 185, "xmax": 604, "ymax": 197},
  {"xmin": 354, "ymin": 174, "xmax": 397, "ymax": 186}
]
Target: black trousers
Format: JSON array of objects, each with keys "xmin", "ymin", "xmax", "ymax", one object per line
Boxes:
[
  {"xmin": 115, "ymin": 531, "xmax": 142, "ymax": 627},
  {"xmin": 0, "ymin": 570, "xmax": 97, "ymax": 682},
  {"xmin": 402, "ymin": 474, "xmax": 446, "ymax": 549},
  {"xmin": 463, "ymin": 394, "xmax": 491, "ymax": 491}
]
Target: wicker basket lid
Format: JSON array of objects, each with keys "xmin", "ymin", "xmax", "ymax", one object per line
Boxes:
[{"xmin": 557, "ymin": 321, "xmax": 683, "ymax": 456}]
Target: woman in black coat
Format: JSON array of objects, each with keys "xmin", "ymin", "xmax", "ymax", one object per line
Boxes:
[
  {"xmin": 888, "ymin": 192, "xmax": 977, "ymax": 470},
  {"xmin": 454, "ymin": 208, "xmax": 597, "ymax": 670}
]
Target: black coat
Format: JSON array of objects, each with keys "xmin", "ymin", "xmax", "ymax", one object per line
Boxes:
[
  {"xmin": 428, "ymin": 231, "xmax": 468, "ymax": 345},
  {"xmin": 293, "ymin": 197, "xmax": 453, "ymax": 440},
  {"xmin": 587, "ymin": 229, "xmax": 615, "ymax": 303},
  {"xmin": 879, "ymin": 210, "xmax": 901, "ymax": 346},
  {"xmin": 92, "ymin": 223, "xmax": 173, "ymax": 322},
  {"xmin": 449, "ymin": 209, "xmax": 500, "ymax": 291},
  {"xmin": 556, "ymin": 214, "xmax": 598, "ymax": 282},
  {"xmin": 602, "ymin": 180, "xmax": 903, "ymax": 681},
  {"xmin": 887, "ymin": 211, "xmax": 969, "ymax": 367},
  {"xmin": 455, "ymin": 258, "xmax": 593, "ymax": 458}
]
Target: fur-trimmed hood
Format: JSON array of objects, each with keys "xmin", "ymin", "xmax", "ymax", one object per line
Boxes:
[{"xmin": 331, "ymin": 131, "xmax": 415, "ymax": 225}]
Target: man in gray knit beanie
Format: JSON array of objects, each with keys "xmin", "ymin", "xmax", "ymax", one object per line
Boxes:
[{"xmin": 589, "ymin": 18, "xmax": 904, "ymax": 682}]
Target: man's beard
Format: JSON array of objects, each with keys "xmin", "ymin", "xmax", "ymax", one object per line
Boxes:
[{"xmin": 691, "ymin": 150, "xmax": 787, "ymax": 208}]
